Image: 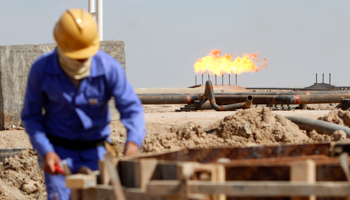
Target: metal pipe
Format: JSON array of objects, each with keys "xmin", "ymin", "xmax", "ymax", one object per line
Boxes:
[
  {"xmin": 195, "ymin": 75, "xmax": 197, "ymax": 85},
  {"xmin": 138, "ymin": 90, "xmax": 350, "ymax": 97},
  {"xmin": 229, "ymin": 74, "xmax": 231, "ymax": 85},
  {"xmin": 206, "ymin": 80, "xmax": 252, "ymax": 111},
  {"xmin": 96, "ymin": 0, "xmax": 103, "ymax": 41},
  {"xmin": 89, "ymin": 0, "xmax": 95, "ymax": 15},
  {"xmin": 89, "ymin": 0, "xmax": 103, "ymax": 40},
  {"xmin": 208, "ymin": 74, "xmax": 210, "ymax": 80},
  {"xmin": 139, "ymin": 95, "xmax": 199, "ymax": 104},
  {"xmin": 215, "ymin": 75, "xmax": 217, "ymax": 85},
  {"xmin": 215, "ymin": 93, "xmax": 350, "ymax": 105},
  {"xmin": 138, "ymin": 92, "xmax": 350, "ymax": 105},
  {"xmin": 285, "ymin": 116, "xmax": 350, "ymax": 137},
  {"xmin": 202, "ymin": 74, "xmax": 203, "ymax": 85},
  {"xmin": 316, "ymin": 73, "xmax": 317, "ymax": 83},
  {"xmin": 329, "ymin": 73, "xmax": 331, "ymax": 85},
  {"xmin": 222, "ymin": 74, "xmax": 224, "ymax": 85},
  {"xmin": 235, "ymin": 74, "xmax": 237, "ymax": 85}
]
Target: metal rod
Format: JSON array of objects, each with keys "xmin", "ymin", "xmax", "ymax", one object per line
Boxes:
[
  {"xmin": 195, "ymin": 75, "xmax": 197, "ymax": 85},
  {"xmin": 222, "ymin": 74, "xmax": 224, "ymax": 85},
  {"xmin": 229, "ymin": 74, "xmax": 231, "ymax": 85},
  {"xmin": 235, "ymin": 74, "xmax": 237, "ymax": 85},
  {"xmin": 202, "ymin": 74, "xmax": 203, "ymax": 85},
  {"xmin": 286, "ymin": 116, "xmax": 350, "ymax": 137},
  {"xmin": 208, "ymin": 74, "xmax": 210, "ymax": 80},
  {"xmin": 316, "ymin": 73, "xmax": 317, "ymax": 83},
  {"xmin": 329, "ymin": 73, "xmax": 331, "ymax": 85},
  {"xmin": 215, "ymin": 75, "xmax": 217, "ymax": 85}
]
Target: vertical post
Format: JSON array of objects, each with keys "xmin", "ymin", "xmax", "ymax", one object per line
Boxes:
[
  {"xmin": 316, "ymin": 73, "xmax": 317, "ymax": 83},
  {"xmin": 329, "ymin": 73, "xmax": 331, "ymax": 85},
  {"xmin": 322, "ymin": 73, "xmax": 324, "ymax": 83},
  {"xmin": 290, "ymin": 160, "xmax": 316, "ymax": 200},
  {"xmin": 96, "ymin": 0, "xmax": 103, "ymax": 41},
  {"xmin": 88, "ymin": 0, "xmax": 95, "ymax": 14},
  {"xmin": 229, "ymin": 74, "xmax": 231, "ymax": 85},
  {"xmin": 222, "ymin": 74, "xmax": 224, "ymax": 85},
  {"xmin": 215, "ymin": 75, "xmax": 217, "ymax": 85},
  {"xmin": 202, "ymin": 74, "xmax": 203, "ymax": 85},
  {"xmin": 208, "ymin": 74, "xmax": 210, "ymax": 81},
  {"xmin": 195, "ymin": 75, "xmax": 197, "ymax": 85},
  {"xmin": 88, "ymin": 0, "xmax": 103, "ymax": 40},
  {"xmin": 235, "ymin": 74, "xmax": 237, "ymax": 85}
]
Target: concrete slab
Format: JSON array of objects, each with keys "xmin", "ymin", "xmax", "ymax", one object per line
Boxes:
[{"xmin": 0, "ymin": 41, "xmax": 125, "ymax": 130}]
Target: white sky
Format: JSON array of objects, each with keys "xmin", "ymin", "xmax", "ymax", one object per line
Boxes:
[{"xmin": 1, "ymin": 1, "xmax": 350, "ymax": 89}]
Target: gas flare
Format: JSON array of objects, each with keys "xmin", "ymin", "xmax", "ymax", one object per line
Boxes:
[{"xmin": 194, "ymin": 48, "xmax": 267, "ymax": 75}]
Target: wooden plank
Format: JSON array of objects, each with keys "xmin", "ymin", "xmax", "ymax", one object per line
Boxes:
[
  {"xmin": 134, "ymin": 158, "xmax": 158, "ymax": 189},
  {"xmin": 213, "ymin": 165, "xmax": 226, "ymax": 200},
  {"xmin": 98, "ymin": 160, "xmax": 110, "ymax": 185},
  {"xmin": 146, "ymin": 180, "xmax": 350, "ymax": 197},
  {"xmin": 105, "ymin": 153, "xmax": 126, "ymax": 200},
  {"xmin": 66, "ymin": 174, "xmax": 96, "ymax": 189},
  {"xmin": 290, "ymin": 160, "xmax": 316, "ymax": 200}
]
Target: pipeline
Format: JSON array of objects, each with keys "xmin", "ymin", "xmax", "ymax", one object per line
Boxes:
[
  {"xmin": 214, "ymin": 93, "xmax": 350, "ymax": 105},
  {"xmin": 285, "ymin": 116, "xmax": 350, "ymax": 137},
  {"xmin": 138, "ymin": 81, "xmax": 350, "ymax": 106},
  {"xmin": 206, "ymin": 80, "xmax": 252, "ymax": 111},
  {"xmin": 137, "ymin": 90, "xmax": 350, "ymax": 97},
  {"xmin": 139, "ymin": 94, "xmax": 199, "ymax": 104}
]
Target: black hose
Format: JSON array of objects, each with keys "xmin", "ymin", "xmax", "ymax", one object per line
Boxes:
[{"xmin": 285, "ymin": 116, "xmax": 350, "ymax": 137}]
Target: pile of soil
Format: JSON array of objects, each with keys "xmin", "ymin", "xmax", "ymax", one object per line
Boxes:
[
  {"xmin": 111, "ymin": 107, "xmax": 349, "ymax": 154},
  {"xmin": 318, "ymin": 109, "xmax": 350, "ymax": 127},
  {"xmin": 0, "ymin": 149, "xmax": 46, "ymax": 200}
]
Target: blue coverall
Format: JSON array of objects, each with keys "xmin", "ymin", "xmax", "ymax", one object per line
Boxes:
[{"xmin": 21, "ymin": 49, "xmax": 146, "ymax": 200}]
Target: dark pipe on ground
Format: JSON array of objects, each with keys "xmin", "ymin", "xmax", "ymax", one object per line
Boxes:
[
  {"xmin": 285, "ymin": 116, "xmax": 350, "ymax": 137},
  {"xmin": 206, "ymin": 80, "xmax": 252, "ymax": 111}
]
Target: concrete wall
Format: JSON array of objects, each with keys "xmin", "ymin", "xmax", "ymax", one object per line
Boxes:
[{"xmin": 0, "ymin": 40, "xmax": 125, "ymax": 130}]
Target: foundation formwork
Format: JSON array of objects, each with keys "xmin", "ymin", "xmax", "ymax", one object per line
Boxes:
[{"xmin": 66, "ymin": 143, "xmax": 350, "ymax": 200}]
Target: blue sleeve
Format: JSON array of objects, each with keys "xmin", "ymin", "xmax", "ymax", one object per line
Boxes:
[
  {"xmin": 21, "ymin": 61, "xmax": 54, "ymax": 157},
  {"xmin": 108, "ymin": 60, "xmax": 146, "ymax": 148}
]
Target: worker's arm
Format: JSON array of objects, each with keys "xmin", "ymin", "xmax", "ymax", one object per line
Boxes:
[
  {"xmin": 21, "ymin": 60, "xmax": 55, "ymax": 158},
  {"xmin": 107, "ymin": 59, "xmax": 146, "ymax": 154}
]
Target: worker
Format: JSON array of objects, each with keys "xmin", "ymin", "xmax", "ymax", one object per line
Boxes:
[{"xmin": 21, "ymin": 9, "xmax": 146, "ymax": 200}]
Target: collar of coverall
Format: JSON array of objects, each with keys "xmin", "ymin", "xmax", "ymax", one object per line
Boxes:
[{"xmin": 57, "ymin": 46, "xmax": 92, "ymax": 80}]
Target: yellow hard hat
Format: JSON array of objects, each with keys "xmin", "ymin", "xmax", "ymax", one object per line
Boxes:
[{"xmin": 54, "ymin": 9, "xmax": 100, "ymax": 59}]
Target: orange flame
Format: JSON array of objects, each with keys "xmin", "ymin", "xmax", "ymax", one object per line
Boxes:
[{"xmin": 194, "ymin": 48, "xmax": 267, "ymax": 75}]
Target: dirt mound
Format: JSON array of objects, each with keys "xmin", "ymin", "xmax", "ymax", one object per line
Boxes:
[
  {"xmin": 138, "ymin": 107, "xmax": 315, "ymax": 153},
  {"xmin": 0, "ymin": 149, "xmax": 46, "ymax": 200},
  {"xmin": 317, "ymin": 109, "xmax": 350, "ymax": 127}
]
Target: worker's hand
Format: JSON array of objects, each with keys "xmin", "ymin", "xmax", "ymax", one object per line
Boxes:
[
  {"xmin": 43, "ymin": 152, "xmax": 61, "ymax": 174},
  {"xmin": 124, "ymin": 142, "xmax": 140, "ymax": 157}
]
